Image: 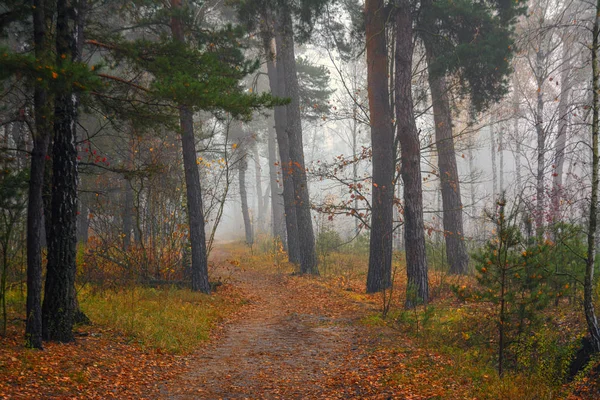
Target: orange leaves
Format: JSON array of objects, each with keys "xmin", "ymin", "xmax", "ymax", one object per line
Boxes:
[{"xmin": 0, "ymin": 325, "xmax": 188, "ymax": 399}]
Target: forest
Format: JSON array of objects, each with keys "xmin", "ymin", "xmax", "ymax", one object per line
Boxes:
[{"xmin": 2, "ymin": 0, "xmax": 600, "ymax": 398}]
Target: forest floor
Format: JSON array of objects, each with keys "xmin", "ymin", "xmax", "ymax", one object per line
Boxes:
[
  {"xmin": 162, "ymin": 247, "xmax": 408, "ymax": 399},
  {"xmin": 1, "ymin": 244, "xmax": 599, "ymax": 399},
  {"xmin": 157, "ymin": 246, "xmax": 478, "ymax": 399}
]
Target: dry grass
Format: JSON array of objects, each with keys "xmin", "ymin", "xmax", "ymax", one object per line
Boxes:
[
  {"xmin": 80, "ymin": 283, "xmax": 243, "ymax": 354},
  {"xmin": 224, "ymin": 239, "xmax": 589, "ymax": 399}
]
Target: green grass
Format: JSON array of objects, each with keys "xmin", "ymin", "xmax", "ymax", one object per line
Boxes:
[
  {"xmin": 80, "ymin": 285, "xmax": 241, "ymax": 354},
  {"xmin": 382, "ymin": 302, "xmax": 577, "ymax": 399}
]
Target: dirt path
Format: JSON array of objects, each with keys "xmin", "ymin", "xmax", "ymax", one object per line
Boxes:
[{"xmin": 162, "ymin": 252, "xmax": 370, "ymax": 399}]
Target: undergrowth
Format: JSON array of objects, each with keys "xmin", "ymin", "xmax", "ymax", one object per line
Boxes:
[
  {"xmin": 227, "ymin": 239, "xmax": 591, "ymax": 399},
  {"xmin": 79, "ymin": 284, "xmax": 242, "ymax": 354}
]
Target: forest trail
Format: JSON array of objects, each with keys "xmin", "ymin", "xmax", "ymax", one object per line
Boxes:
[{"xmin": 161, "ymin": 248, "xmax": 385, "ymax": 399}]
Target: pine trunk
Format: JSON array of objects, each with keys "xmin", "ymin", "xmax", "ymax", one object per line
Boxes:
[
  {"xmin": 262, "ymin": 14, "xmax": 300, "ymax": 261},
  {"xmin": 170, "ymin": 0, "xmax": 210, "ymax": 293},
  {"xmin": 365, "ymin": 0, "xmax": 393, "ymax": 293},
  {"xmin": 42, "ymin": 0, "xmax": 80, "ymax": 342},
  {"xmin": 278, "ymin": 7, "xmax": 318, "ymax": 274},
  {"xmin": 425, "ymin": 47, "xmax": 469, "ymax": 275},
  {"xmin": 26, "ymin": 0, "xmax": 52, "ymax": 349},
  {"xmin": 179, "ymin": 107, "xmax": 210, "ymax": 293},
  {"xmin": 395, "ymin": 0, "xmax": 429, "ymax": 306},
  {"xmin": 268, "ymin": 119, "xmax": 286, "ymax": 245},
  {"xmin": 253, "ymin": 142, "xmax": 265, "ymax": 233},
  {"xmin": 239, "ymin": 156, "xmax": 254, "ymax": 245}
]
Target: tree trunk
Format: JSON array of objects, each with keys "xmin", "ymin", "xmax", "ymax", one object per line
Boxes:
[
  {"xmin": 253, "ymin": 140, "xmax": 265, "ymax": 234},
  {"xmin": 122, "ymin": 179, "xmax": 133, "ymax": 250},
  {"xmin": 584, "ymin": 0, "xmax": 600, "ymax": 352},
  {"xmin": 491, "ymin": 124, "xmax": 497, "ymax": 200},
  {"xmin": 239, "ymin": 155, "xmax": 254, "ymax": 245},
  {"xmin": 278, "ymin": 7, "xmax": 318, "ymax": 274},
  {"xmin": 535, "ymin": 50, "xmax": 546, "ymax": 236},
  {"xmin": 395, "ymin": 0, "xmax": 429, "ymax": 306},
  {"xmin": 352, "ymin": 105, "xmax": 360, "ymax": 236},
  {"xmin": 26, "ymin": 0, "xmax": 53, "ymax": 349},
  {"xmin": 424, "ymin": 47, "xmax": 469, "ymax": 275},
  {"xmin": 261, "ymin": 12, "xmax": 300, "ymax": 262},
  {"xmin": 467, "ymin": 131, "xmax": 477, "ymax": 227},
  {"xmin": 364, "ymin": 0, "xmax": 393, "ymax": 293},
  {"xmin": 170, "ymin": 0, "xmax": 210, "ymax": 293},
  {"xmin": 42, "ymin": 0, "xmax": 80, "ymax": 342},
  {"xmin": 552, "ymin": 41, "xmax": 571, "ymax": 225},
  {"xmin": 513, "ymin": 76, "xmax": 522, "ymax": 193},
  {"xmin": 267, "ymin": 117, "xmax": 286, "ymax": 245},
  {"xmin": 499, "ymin": 126, "xmax": 504, "ymax": 194}
]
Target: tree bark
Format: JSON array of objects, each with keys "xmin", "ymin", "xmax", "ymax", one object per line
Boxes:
[
  {"xmin": 253, "ymin": 140, "xmax": 265, "ymax": 234},
  {"xmin": 552, "ymin": 41, "xmax": 571, "ymax": 225},
  {"xmin": 395, "ymin": 0, "xmax": 428, "ymax": 306},
  {"xmin": 584, "ymin": 0, "xmax": 600, "ymax": 352},
  {"xmin": 42, "ymin": 0, "xmax": 80, "ymax": 342},
  {"xmin": 364, "ymin": 0, "xmax": 393, "ymax": 292},
  {"xmin": 122, "ymin": 180, "xmax": 133, "ymax": 250},
  {"xmin": 499, "ymin": 126, "xmax": 504, "ymax": 194},
  {"xmin": 26, "ymin": 0, "xmax": 52, "ymax": 349},
  {"xmin": 278, "ymin": 5, "xmax": 318, "ymax": 275},
  {"xmin": 424, "ymin": 46, "xmax": 469, "ymax": 275},
  {"xmin": 267, "ymin": 117, "xmax": 286, "ymax": 245},
  {"xmin": 239, "ymin": 154, "xmax": 254, "ymax": 245},
  {"xmin": 170, "ymin": 0, "xmax": 210, "ymax": 293},
  {"xmin": 261, "ymin": 11, "xmax": 300, "ymax": 261},
  {"xmin": 491, "ymin": 123, "xmax": 497, "ymax": 200},
  {"xmin": 513, "ymin": 76, "xmax": 522, "ymax": 193},
  {"xmin": 535, "ymin": 49, "xmax": 546, "ymax": 236}
]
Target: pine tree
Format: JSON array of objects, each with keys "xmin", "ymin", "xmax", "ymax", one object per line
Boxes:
[{"xmin": 418, "ymin": 0, "xmax": 521, "ymax": 275}]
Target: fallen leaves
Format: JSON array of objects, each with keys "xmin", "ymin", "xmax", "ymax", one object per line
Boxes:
[{"xmin": 0, "ymin": 324, "xmax": 190, "ymax": 399}]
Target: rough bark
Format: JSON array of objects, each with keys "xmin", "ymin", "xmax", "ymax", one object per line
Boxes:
[
  {"xmin": 278, "ymin": 6, "xmax": 318, "ymax": 275},
  {"xmin": 42, "ymin": 0, "xmax": 80, "ymax": 342},
  {"xmin": 424, "ymin": 47, "xmax": 469, "ymax": 275},
  {"xmin": 395, "ymin": 0, "xmax": 428, "ymax": 306},
  {"xmin": 585, "ymin": 0, "xmax": 600, "ymax": 353},
  {"xmin": 170, "ymin": 0, "xmax": 210, "ymax": 293},
  {"xmin": 26, "ymin": 0, "xmax": 52, "ymax": 349},
  {"xmin": 239, "ymin": 155, "xmax": 254, "ymax": 245},
  {"xmin": 261, "ymin": 11, "xmax": 299, "ymax": 260},
  {"xmin": 364, "ymin": 0, "xmax": 393, "ymax": 292}
]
